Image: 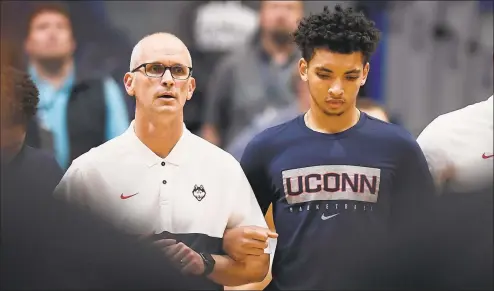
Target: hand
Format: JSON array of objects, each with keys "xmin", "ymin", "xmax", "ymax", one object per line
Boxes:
[
  {"xmin": 153, "ymin": 239, "xmax": 205, "ymax": 275},
  {"xmin": 223, "ymin": 226, "xmax": 278, "ymax": 262},
  {"xmin": 136, "ymin": 232, "xmax": 154, "ymax": 243}
]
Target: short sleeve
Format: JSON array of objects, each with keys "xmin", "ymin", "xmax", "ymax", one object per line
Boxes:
[
  {"xmin": 392, "ymin": 137, "xmax": 436, "ymax": 219},
  {"xmin": 240, "ymin": 135, "xmax": 273, "ymax": 215}
]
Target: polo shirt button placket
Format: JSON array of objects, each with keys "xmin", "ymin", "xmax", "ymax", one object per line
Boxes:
[
  {"xmin": 159, "ymin": 161, "xmax": 171, "ymax": 230},
  {"xmin": 161, "ymin": 161, "xmax": 167, "ymax": 185}
]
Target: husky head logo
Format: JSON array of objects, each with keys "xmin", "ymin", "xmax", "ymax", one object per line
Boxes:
[{"xmin": 192, "ymin": 184, "xmax": 206, "ymax": 201}]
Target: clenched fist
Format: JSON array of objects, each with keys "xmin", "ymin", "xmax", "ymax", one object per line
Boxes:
[{"xmin": 223, "ymin": 226, "xmax": 278, "ymax": 262}]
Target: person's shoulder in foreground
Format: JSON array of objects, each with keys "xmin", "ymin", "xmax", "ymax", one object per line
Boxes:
[
  {"xmin": 18, "ymin": 144, "xmax": 64, "ymax": 185},
  {"xmin": 420, "ymin": 95, "xmax": 492, "ymax": 137},
  {"xmin": 2, "ymin": 144, "xmax": 64, "ymax": 221},
  {"xmin": 417, "ymin": 95, "xmax": 493, "ymax": 191},
  {"xmin": 9, "ymin": 143, "xmax": 63, "ymax": 175}
]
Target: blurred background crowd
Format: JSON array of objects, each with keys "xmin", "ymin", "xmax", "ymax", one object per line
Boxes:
[{"xmin": 1, "ymin": 0, "xmax": 492, "ymax": 170}]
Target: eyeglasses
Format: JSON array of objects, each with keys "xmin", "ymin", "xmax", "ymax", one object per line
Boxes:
[{"xmin": 131, "ymin": 63, "xmax": 193, "ymax": 80}]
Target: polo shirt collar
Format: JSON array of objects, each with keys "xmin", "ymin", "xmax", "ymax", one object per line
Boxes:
[{"xmin": 124, "ymin": 121, "xmax": 190, "ymax": 167}]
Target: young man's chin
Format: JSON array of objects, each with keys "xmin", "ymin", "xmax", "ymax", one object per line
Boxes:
[{"xmin": 323, "ymin": 109, "xmax": 345, "ymax": 117}]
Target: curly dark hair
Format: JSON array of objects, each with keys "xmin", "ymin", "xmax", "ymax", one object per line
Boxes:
[
  {"xmin": 293, "ymin": 5, "xmax": 381, "ymax": 64},
  {"xmin": 1, "ymin": 41, "xmax": 39, "ymax": 126}
]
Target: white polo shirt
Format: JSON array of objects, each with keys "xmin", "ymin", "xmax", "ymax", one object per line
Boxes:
[
  {"xmin": 417, "ymin": 96, "xmax": 493, "ymax": 194},
  {"xmin": 54, "ymin": 122, "xmax": 272, "ymax": 249}
]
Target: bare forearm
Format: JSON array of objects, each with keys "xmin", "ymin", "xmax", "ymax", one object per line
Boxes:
[
  {"xmin": 207, "ymin": 254, "xmax": 269, "ymax": 286},
  {"xmin": 224, "ymin": 269, "xmax": 272, "ymax": 290}
]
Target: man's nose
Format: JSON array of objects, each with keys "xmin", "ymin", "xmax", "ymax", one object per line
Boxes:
[
  {"xmin": 328, "ymin": 81, "xmax": 344, "ymax": 97},
  {"xmin": 47, "ymin": 31, "xmax": 59, "ymax": 41},
  {"xmin": 161, "ymin": 69, "xmax": 175, "ymax": 87}
]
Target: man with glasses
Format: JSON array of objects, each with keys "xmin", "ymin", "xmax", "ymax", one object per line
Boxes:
[{"xmin": 54, "ymin": 32, "xmax": 275, "ymax": 289}]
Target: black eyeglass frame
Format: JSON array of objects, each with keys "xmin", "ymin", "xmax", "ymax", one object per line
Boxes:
[{"xmin": 131, "ymin": 63, "xmax": 193, "ymax": 80}]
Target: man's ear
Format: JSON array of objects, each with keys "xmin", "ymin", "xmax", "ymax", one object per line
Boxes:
[
  {"xmin": 123, "ymin": 73, "xmax": 135, "ymax": 96},
  {"xmin": 299, "ymin": 58, "xmax": 308, "ymax": 82},
  {"xmin": 187, "ymin": 77, "xmax": 196, "ymax": 101},
  {"xmin": 361, "ymin": 62, "xmax": 370, "ymax": 86}
]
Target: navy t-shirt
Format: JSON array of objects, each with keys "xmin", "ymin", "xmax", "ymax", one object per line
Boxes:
[{"xmin": 240, "ymin": 112, "xmax": 435, "ymax": 290}]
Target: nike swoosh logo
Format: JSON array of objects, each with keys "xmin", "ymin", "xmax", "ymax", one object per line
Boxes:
[
  {"xmin": 321, "ymin": 213, "xmax": 340, "ymax": 220},
  {"xmin": 121, "ymin": 192, "xmax": 138, "ymax": 199},
  {"xmin": 482, "ymin": 153, "xmax": 494, "ymax": 159}
]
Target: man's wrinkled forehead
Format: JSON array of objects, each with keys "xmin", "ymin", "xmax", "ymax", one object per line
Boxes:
[
  {"xmin": 143, "ymin": 45, "xmax": 191, "ymax": 65},
  {"xmin": 135, "ymin": 35, "xmax": 192, "ymax": 68}
]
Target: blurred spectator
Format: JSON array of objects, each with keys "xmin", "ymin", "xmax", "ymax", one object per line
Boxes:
[
  {"xmin": 201, "ymin": 0, "xmax": 304, "ymax": 147},
  {"xmin": 226, "ymin": 64, "xmax": 309, "ymax": 160},
  {"xmin": 65, "ymin": 1, "xmax": 133, "ymax": 79},
  {"xmin": 177, "ymin": 0, "xmax": 260, "ymax": 134},
  {"xmin": 64, "ymin": 1, "xmax": 136, "ymax": 118},
  {"xmin": 22, "ymin": 2, "xmax": 130, "ymax": 170},
  {"xmin": 0, "ymin": 0, "xmax": 135, "ymax": 118},
  {"xmin": 356, "ymin": 97, "xmax": 390, "ymax": 122}
]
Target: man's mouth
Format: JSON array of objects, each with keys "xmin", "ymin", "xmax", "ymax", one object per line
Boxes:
[
  {"xmin": 158, "ymin": 94, "xmax": 175, "ymax": 99},
  {"xmin": 325, "ymin": 99, "xmax": 344, "ymax": 108}
]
